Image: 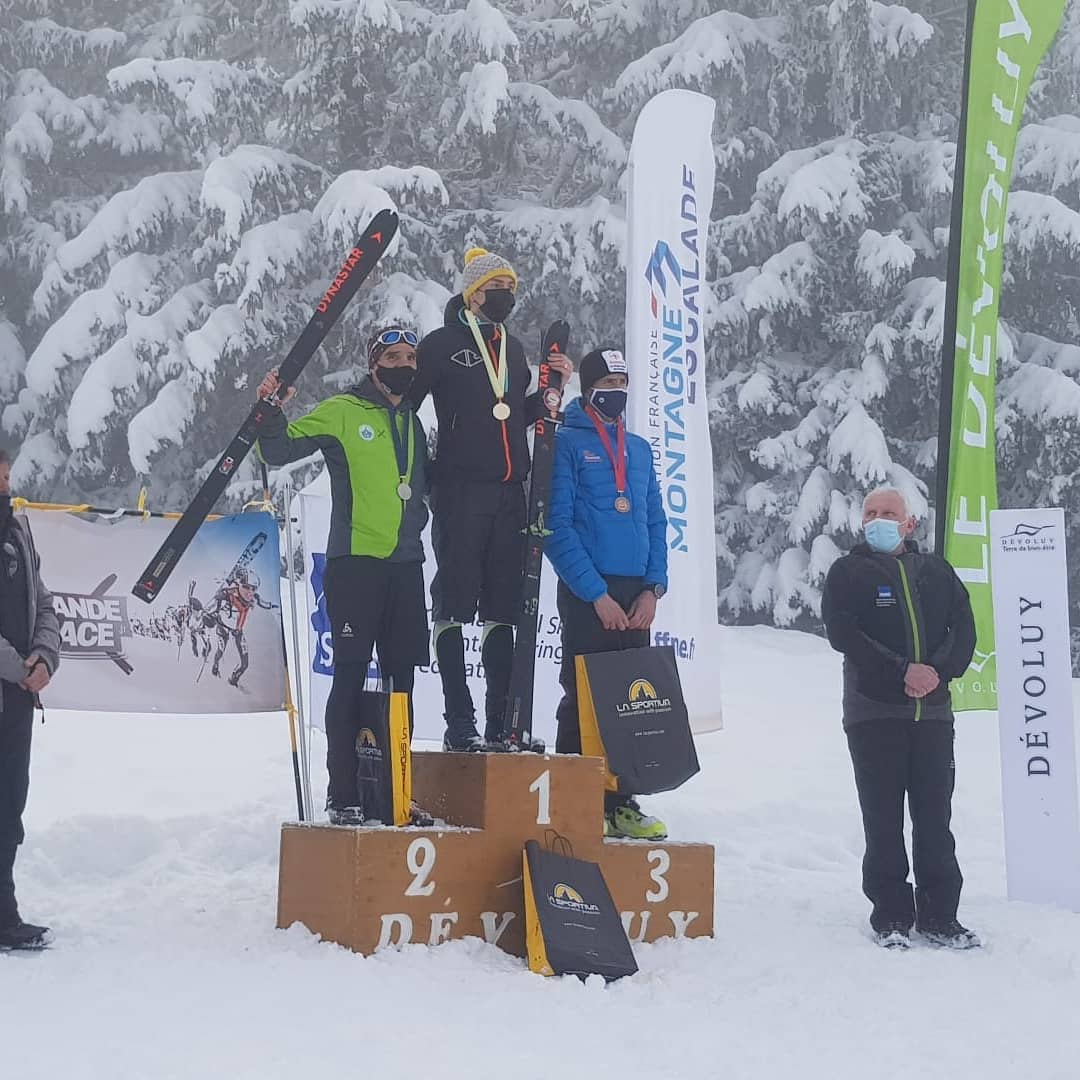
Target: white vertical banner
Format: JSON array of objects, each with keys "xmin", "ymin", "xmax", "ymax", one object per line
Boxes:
[
  {"xmin": 989, "ymin": 507, "xmax": 1080, "ymax": 911},
  {"xmin": 298, "ymin": 491, "xmax": 334, "ymax": 742},
  {"xmin": 625, "ymin": 89, "xmax": 722, "ymax": 731}
]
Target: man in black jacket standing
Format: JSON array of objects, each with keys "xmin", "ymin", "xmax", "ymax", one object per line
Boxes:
[
  {"xmin": 411, "ymin": 249, "xmax": 572, "ymax": 751},
  {"xmin": 0, "ymin": 449, "xmax": 60, "ymax": 949},
  {"xmin": 822, "ymin": 486, "xmax": 980, "ymax": 951}
]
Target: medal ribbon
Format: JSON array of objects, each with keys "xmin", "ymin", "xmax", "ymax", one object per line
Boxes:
[
  {"xmin": 463, "ymin": 308, "xmax": 508, "ymax": 409},
  {"xmin": 386, "ymin": 405, "xmax": 414, "ymax": 490},
  {"xmin": 586, "ymin": 406, "xmax": 627, "ymax": 496}
]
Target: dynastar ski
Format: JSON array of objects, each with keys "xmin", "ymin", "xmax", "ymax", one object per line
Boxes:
[
  {"xmin": 133, "ymin": 208, "xmax": 399, "ymax": 603},
  {"xmin": 501, "ymin": 320, "xmax": 571, "ymax": 751}
]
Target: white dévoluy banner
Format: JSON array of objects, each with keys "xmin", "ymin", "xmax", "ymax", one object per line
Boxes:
[
  {"xmin": 989, "ymin": 507, "xmax": 1080, "ymax": 911},
  {"xmin": 28, "ymin": 509, "xmax": 288, "ymax": 714},
  {"xmin": 625, "ymin": 89, "xmax": 722, "ymax": 730},
  {"xmin": 297, "ymin": 483, "xmax": 561, "ymax": 747}
]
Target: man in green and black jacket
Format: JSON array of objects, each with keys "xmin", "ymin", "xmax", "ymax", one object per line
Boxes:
[
  {"xmin": 822, "ymin": 486, "xmax": 979, "ymax": 951},
  {"xmin": 257, "ymin": 327, "xmax": 429, "ymax": 824}
]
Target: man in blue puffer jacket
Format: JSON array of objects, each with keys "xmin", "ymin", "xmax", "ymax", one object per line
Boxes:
[{"xmin": 546, "ymin": 348, "xmax": 669, "ymax": 840}]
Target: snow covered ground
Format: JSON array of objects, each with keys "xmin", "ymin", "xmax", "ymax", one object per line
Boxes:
[{"xmin": 5, "ymin": 625, "xmax": 1080, "ymax": 1080}]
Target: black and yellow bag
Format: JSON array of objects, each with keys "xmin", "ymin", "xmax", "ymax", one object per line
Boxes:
[
  {"xmin": 522, "ymin": 840, "xmax": 637, "ymax": 981},
  {"xmin": 577, "ymin": 644, "xmax": 700, "ymax": 796},
  {"xmin": 353, "ymin": 690, "xmax": 412, "ymax": 827}
]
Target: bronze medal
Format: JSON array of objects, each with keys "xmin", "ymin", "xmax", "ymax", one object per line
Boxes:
[{"xmin": 615, "ymin": 495, "xmax": 631, "ymax": 513}]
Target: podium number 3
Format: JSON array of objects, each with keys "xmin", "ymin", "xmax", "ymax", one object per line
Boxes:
[
  {"xmin": 646, "ymin": 849, "xmax": 670, "ymax": 903},
  {"xmin": 530, "ymin": 770, "xmax": 551, "ymax": 825},
  {"xmin": 405, "ymin": 838, "xmax": 437, "ymax": 897}
]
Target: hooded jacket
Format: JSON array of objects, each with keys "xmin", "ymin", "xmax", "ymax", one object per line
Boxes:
[
  {"xmin": 258, "ymin": 377, "xmax": 429, "ymax": 561},
  {"xmin": 545, "ymin": 398, "xmax": 668, "ymax": 603},
  {"xmin": 821, "ymin": 541, "xmax": 976, "ymax": 727},
  {"xmin": 0, "ymin": 512, "xmax": 60, "ymax": 711},
  {"xmin": 409, "ymin": 295, "xmax": 547, "ymax": 484}
]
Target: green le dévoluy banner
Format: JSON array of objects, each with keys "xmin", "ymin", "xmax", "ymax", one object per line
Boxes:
[{"xmin": 943, "ymin": 0, "xmax": 1068, "ymax": 711}]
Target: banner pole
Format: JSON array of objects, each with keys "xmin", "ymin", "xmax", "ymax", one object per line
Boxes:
[
  {"xmin": 284, "ymin": 479, "xmax": 314, "ymax": 821},
  {"xmin": 935, "ymin": 0, "xmax": 979, "ymax": 554}
]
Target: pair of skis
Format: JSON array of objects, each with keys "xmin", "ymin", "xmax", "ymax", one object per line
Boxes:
[
  {"xmin": 132, "ymin": 209, "xmax": 400, "ymax": 604},
  {"xmin": 132, "ymin": 205, "xmax": 558, "ymax": 751},
  {"xmin": 498, "ymin": 321, "xmax": 570, "ymax": 753}
]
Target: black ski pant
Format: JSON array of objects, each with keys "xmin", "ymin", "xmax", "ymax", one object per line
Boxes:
[
  {"xmin": 555, "ymin": 576, "xmax": 648, "ymax": 812},
  {"xmin": 846, "ymin": 717, "xmax": 963, "ymax": 932},
  {"xmin": 323, "ymin": 557, "xmax": 428, "ymax": 810},
  {"xmin": 0, "ymin": 683, "xmax": 35, "ymax": 925}
]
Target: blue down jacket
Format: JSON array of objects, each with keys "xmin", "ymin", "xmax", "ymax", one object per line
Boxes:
[{"xmin": 545, "ymin": 398, "xmax": 668, "ymax": 602}]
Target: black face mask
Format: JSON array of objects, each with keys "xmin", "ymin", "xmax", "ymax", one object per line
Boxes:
[
  {"xmin": 0, "ymin": 494, "xmax": 11, "ymax": 528},
  {"xmin": 375, "ymin": 365, "xmax": 416, "ymax": 397},
  {"xmin": 480, "ymin": 288, "xmax": 516, "ymax": 323},
  {"xmin": 589, "ymin": 387, "xmax": 628, "ymax": 420}
]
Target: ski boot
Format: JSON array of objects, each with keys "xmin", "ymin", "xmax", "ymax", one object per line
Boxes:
[
  {"xmin": 442, "ymin": 716, "xmax": 486, "ymax": 753},
  {"xmin": 604, "ymin": 798, "xmax": 668, "ymax": 841},
  {"xmin": 327, "ymin": 805, "xmax": 365, "ymax": 826}
]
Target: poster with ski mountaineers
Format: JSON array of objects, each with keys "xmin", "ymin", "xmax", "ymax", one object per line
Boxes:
[{"xmin": 29, "ymin": 510, "xmax": 287, "ymax": 714}]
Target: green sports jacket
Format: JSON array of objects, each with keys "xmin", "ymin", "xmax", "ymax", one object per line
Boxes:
[{"xmin": 258, "ymin": 377, "xmax": 429, "ymax": 562}]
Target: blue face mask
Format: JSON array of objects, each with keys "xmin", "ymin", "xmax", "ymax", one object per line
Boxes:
[
  {"xmin": 864, "ymin": 518, "xmax": 904, "ymax": 554},
  {"xmin": 589, "ymin": 387, "xmax": 628, "ymax": 420}
]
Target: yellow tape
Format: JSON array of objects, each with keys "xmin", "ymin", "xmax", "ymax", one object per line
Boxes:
[{"xmin": 14, "ymin": 498, "xmax": 225, "ymax": 522}]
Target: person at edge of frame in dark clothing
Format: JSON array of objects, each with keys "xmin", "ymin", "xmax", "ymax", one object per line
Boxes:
[
  {"xmin": 409, "ymin": 248, "xmax": 573, "ymax": 752},
  {"xmin": 256, "ymin": 327, "xmax": 433, "ymax": 827},
  {"xmin": 0, "ymin": 447, "xmax": 61, "ymax": 950},
  {"xmin": 543, "ymin": 348, "xmax": 669, "ymax": 841},
  {"xmin": 821, "ymin": 486, "xmax": 981, "ymax": 952}
]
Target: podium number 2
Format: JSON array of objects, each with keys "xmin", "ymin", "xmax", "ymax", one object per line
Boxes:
[
  {"xmin": 530, "ymin": 770, "xmax": 551, "ymax": 825},
  {"xmin": 405, "ymin": 838, "xmax": 436, "ymax": 897},
  {"xmin": 646, "ymin": 849, "xmax": 670, "ymax": 903}
]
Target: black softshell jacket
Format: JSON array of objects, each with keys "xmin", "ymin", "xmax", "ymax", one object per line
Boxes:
[
  {"xmin": 821, "ymin": 542, "xmax": 977, "ymax": 726},
  {"xmin": 409, "ymin": 296, "xmax": 546, "ymax": 483}
]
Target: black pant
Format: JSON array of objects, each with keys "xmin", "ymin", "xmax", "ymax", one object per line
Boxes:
[
  {"xmin": 846, "ymin": 718, "xmax": 963, "ymax": 931},
  {"xmin": 555, "ymin": 577, "xmax": 649, "ymax": 811},
  {"xmin": 0, "ymin": 684, "xmax": 35, "ymax": 925},
  {"xmin": 323, "ymin": 557, "xmax": 428, "ymax": 809},
  {"xmin": 430, "ymin": 478, "xmax": 526, "ymax": 625}
]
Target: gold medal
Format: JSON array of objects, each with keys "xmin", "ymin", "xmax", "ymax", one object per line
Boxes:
[{"xmin": 464, "ymin": 309, "xmax": 511, "ymax": 423}]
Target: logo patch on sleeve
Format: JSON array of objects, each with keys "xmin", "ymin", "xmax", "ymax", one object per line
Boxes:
[{"xmin": 875, "ymin": 585, "xmax": 896, "ymax": 608}]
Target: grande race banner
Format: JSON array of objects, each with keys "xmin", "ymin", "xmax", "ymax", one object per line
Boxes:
[
  {"xmin": 938, "ymin": 0, "xmax": 1069, "ymax": 711},
  {"xmin": 26, "ymin": 509, "xmax": 287, "ymax": 713},
  {"xmin": 989, "ymin": 508, "xmax": 1080, "ymax": 910},
  {"xmin": 625, "ymin": 89, "xmax": 722, "ymax": 730}
]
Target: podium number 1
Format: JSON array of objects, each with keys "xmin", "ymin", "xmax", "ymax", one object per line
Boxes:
[
  {"xmin": 530, "ymin": 770, "xmax": 551, "ymax": 825},
  {"xmin": 405, "ymin": 838, "xmax": 437, "ymax": 897}
]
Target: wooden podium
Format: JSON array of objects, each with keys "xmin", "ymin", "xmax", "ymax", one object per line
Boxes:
[{"xmin": 277, "ymin": 751, "xmax": 714, "ymax": 956}]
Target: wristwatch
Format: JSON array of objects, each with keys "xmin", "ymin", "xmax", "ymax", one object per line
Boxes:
[{"xmin": 646, "ymin": 583, "xmax": 666, "ymax": 599}]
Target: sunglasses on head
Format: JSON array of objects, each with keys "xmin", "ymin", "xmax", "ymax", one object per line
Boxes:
[{"xmin": 374, "ymin": 329, "xmax": 419, "ymax": 349}]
